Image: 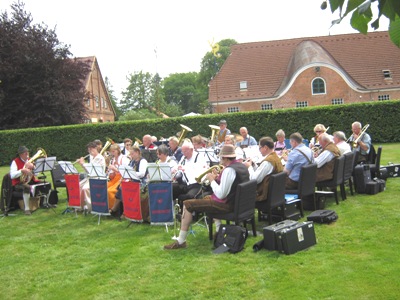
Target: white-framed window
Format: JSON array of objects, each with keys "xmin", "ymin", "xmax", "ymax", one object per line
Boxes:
[
  {"xmin": 296, "ymin": 101, "xmax": 308, "ymax": 108},
  {"xmin": 331, "ymin": 98, "xmax": 344, "ymax": 105},
  {"xmin": 84, "ymin": 98, "xmax": 90, "ymax": 106},
  {"xmin": 312, "ymin": 78, "xmax": 326, "ymax": 95},
  {"xmin": 95, "ymin": 96, "xmax": 99, "ymax": 108},
  {"xmin": 261, "ymin": 103, "xmax": 273, "ymax": 110},
  {"xmin": 228, "ymin": 107, "xmax": 239, "ymax": 113},
  {"xmin": 382, "ymin": 70, "xmax": 392, "ymax": 79},
  {"xmin": 240, "ymin": 81, "xmax": 248, "ymax": 90},
  {"xmin": 378, "ymin": 94, "xmax": 390, "ymax": 101}
]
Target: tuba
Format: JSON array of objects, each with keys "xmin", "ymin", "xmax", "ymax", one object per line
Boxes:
[
  {"xmin": 177, "ymin": 124, "xmax": 193, "ymax": 146},
  {"xmin": 20, "ymin": 148, "xmax": 47, "ymax": 183},
  {"xmin": 100, "ymin": 138, "xmax": 114, "ymax": 156},
  {"xmin": 209, "ymin": 125, "xmax": 220, "ymax": 146},
  {"xmin": 195, "ymin": 164, "xmax": 224, "ymax": 186}
]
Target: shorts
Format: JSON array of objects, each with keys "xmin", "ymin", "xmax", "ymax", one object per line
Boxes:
[{"xmin": 184, "ymin": 196, "xmax": 232, "ymax": 214}]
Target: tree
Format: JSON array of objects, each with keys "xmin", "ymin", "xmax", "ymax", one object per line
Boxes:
[
  {"xmin": 321, "ymin": 0, "xmax": 400, "ymax": 47},
  {"xmin": 0, "ymin": 2, "xmax": 88, "ymax": 130},
  {"xmin": 118, "ymin": 108, "xmax": 159, "ymax": 121},
  {"xmin": 197, "ymin": 39, "xmax": 238, "ymax": 111},
  {"xmin": 162, "ymin": 72, "xmax": 202, "ymax": 114}
]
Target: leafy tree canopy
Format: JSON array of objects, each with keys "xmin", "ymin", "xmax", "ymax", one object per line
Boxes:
[
  {"xmin": 322, "ymin": 0, "xmax": 400, "ymax": 47},
  {"xmin": 0, "ymin": 2, "xmax": 88, "ymax": 129}
]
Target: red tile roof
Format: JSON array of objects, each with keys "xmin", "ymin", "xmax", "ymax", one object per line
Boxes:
[{"xmin": 209, "ymin": 31, "xmax": 400, "ymax": 102}]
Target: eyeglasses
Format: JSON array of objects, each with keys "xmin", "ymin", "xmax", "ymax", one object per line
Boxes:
[{"xmin": 315, "ymin": 131, "xmax": 322, "ymax": 133}]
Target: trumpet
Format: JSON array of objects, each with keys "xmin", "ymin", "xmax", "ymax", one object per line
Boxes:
[{"xmin": 195, "ymin": 164, "xmax": 224, "ymax": 186}]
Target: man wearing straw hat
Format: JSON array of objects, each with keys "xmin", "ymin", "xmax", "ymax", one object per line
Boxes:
[{"xmin": 164, "ymin": 144, "xmax": 249, "ymax": 250}]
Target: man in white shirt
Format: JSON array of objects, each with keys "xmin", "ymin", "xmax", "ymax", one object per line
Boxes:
[
  {"xmin": 315, "ymin": 133, "xmax": 341, "ymax": 182},
  {"xmin": 333, "ymin": 131, "xmax": 351, "ymax": 155}
]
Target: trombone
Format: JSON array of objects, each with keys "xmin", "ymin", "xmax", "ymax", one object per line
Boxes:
[{"xmin": 347, "ymin": 124, "xmax": 370, "ymax": 148}]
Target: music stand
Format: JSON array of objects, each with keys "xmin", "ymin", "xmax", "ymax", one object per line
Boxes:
[
  {"xmin": 59, "ymin": 161, "xmax": 79, "ymax": 215},
  {"xmin": 34, "ymin": 157, "xmax": 56, "ymax": 211},
  {"xmin": 147, "ymin": 163, "xmax": 172, "ymax": 182},
  {"xmin": 83, "ymin": 163, "xmax": 106, "ymax": 179},
  {"xmin": 141, "ymin": 149, "xmax": 158, "ymax": 163},
  {"xmin": 118, "ymin": 165, "xmax": 140, "ymax": 181},
  {"xmin": 197, "ymin": 148, "xmax": 219, "ymax": 166}
]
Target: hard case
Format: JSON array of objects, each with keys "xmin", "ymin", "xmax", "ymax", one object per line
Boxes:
[
  {"xmin": 366, "ymin": 181, "xmax": 379, "ymax": 195},
  {"xmin": 271, "ymin": 200, "xmax": 302, "ymax": 221},
  {"xmin": 384, "ymin": 163, "xmax": 399, "ymax": 178},
  {"xmin": 276, "ymin": 221, "xmax": 317, "ymax": 255},
  {"xmin": 354, "ymin": 164, "xmax": 371, "ymax": 193},
  {"xmin": 262, "ymin": 220, "xmax": 298, "ymax": 251}
]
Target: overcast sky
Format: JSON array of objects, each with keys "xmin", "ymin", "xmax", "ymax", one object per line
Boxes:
[{"xmin": 0, "ymin": 0, "xmax": 389, "ymax": 99}]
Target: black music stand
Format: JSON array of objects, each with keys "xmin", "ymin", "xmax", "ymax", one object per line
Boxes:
[
  {"xmin": 34, "ymin": 157, "xmax": 56, "ymax": 211},
  {"xmin": 59, "ymin": 161, "xmax": 79, "ymax": 215},
  {"xmin": 141, "ymin": 149, "xmax": 158, "ymax": 163},
  {"xmin": 197, "ymin": 149, "xmax": 219, "ymax": 166}
]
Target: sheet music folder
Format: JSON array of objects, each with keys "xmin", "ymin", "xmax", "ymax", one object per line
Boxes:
[
  {"xmin": 34, "ymin": 157, "xmax": 56, "ymax": 174},
  {"xmin": 118, "ymin": 165, "xmax": 140, "ymax": 181},
  {"xmin": 58, "ymin": 161, "xmax": 79, "ymax": 174},
  {"xmin": 83, "ymin": 163, "xmax": 106, "ymax": 178},
  {"xmin": 147, "ymin": 163, "xmax": 172, "ymax": 181}
]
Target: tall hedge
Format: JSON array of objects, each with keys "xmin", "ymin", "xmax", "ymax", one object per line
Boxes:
[{"xmin": 1, "ymin": 100, "xmax": 399, "ymax": 165}]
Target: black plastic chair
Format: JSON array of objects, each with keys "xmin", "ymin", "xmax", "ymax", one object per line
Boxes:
[
  {"xmin": 207, "ymin": 180, "xmax": 257, "ymax": 240},
  {"xmin": 368, "ymin": 146, "xmax": 382, "ymax": 178},
  {"xmin": 340, "ymin": 152, "xmax": 356, "ymax": 200},
  {"xmin": 255, "ymin": 172, "xmax": 286, "ymax": 224},
  {"xmin": 51, "ymin": 162, "xmax": 67, "ymax": 191},
  {"xmin": 286, "ymin": 163, "xmax": 317, "ymax": 211},
  {"xmin": 316, "ymin": 156, "xmax": 345, "ymax": 205},
  {"xmin": 1, "ymin": 173, "xmax": 22, "ymax": 215}
]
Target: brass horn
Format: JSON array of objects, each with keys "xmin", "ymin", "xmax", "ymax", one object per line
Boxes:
[
  {"xmin": 20, "ymin": 148, "xmax": 47, "ymax": 183},
  {"xmin": 209, "ymin": 125, "xmax": 220, "ymax": 146},
  {"xmin": 349, "ymin": 124, "xmax": 370, "ymax": 149},
  {"xmin": 100, "ymin": 138, "xmax": 114, "ymax": 156},
  {"xmin": 177, "ymin": 124, "xmax": 193, "ymax": 146},
  {"xmin": 195, "ymin": 164, "xmax": 224, "ymax": 186}
]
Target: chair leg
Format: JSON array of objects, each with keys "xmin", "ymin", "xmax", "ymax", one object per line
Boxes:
[
  {"xmin": 268, "ymin": 210, "xmax": 273, "ymax": 225},
  {"xmin": 334, "ymin": 188, "xmax": 339, "ymax": 205},
  {"xmin": 208, "ymin": 217, "xmax": 214, "ymax": 240},
  {"xmin": 251, "ymin": 218, "xmax": 257, "ymax": 237},
  {"xmin": 349, "ymin": 178, "xmax": 354, "ymax": 196},
  {"xmin": 257, "ymin": 209, "xmax": 262, "ymax": 222},
  {"xmin": 340, "ymin": 183, "xmax": 347, "ymax": 200}
]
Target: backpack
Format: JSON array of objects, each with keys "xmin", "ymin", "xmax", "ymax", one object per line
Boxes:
[
  {"xmin": 213, "ymin": 225, "xmax": 248, "ymax": 254},
  {"xmin": 307, "ymin": 210, "xmax": 338, "ymax": 224}
]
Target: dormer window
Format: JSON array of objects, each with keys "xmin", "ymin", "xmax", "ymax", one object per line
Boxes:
[
  {"xmin": 383, "ymin": 70, "xmax": 392, "ymax": 79},
  {"xmin": 240, "ymin": 81, "xmax": 247, "ymax": 90}
]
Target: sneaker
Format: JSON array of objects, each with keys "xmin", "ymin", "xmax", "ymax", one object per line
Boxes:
[
  {"xmin": 164, "ymin": 241, "xmax": 187, "ymax": 250},
  {"xmin": 24, "ymin": 210, "xmax": 31, "ymax": 216}
]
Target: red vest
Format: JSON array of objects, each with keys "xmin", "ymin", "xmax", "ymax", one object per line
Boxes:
[{"xmin": 11, "ymin": 157, "xmax": 25, "ymax": 186}]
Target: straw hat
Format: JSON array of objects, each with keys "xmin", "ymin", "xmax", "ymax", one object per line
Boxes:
[{"xmin": 219, "ymin": 144, "xmax": 237, "ymax": 158}]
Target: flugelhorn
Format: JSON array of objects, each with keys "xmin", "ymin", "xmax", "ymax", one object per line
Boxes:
[
  {"xmin": 195, "ymin": 164, "xmax": 224, "ymax": 186},
  {"xmin": 177, "ymin": 124, "xmax": 192, "ymax": 146},
  {"xmin": 20, "ymin": 148, "xmax": 47, "ymax": 183}
]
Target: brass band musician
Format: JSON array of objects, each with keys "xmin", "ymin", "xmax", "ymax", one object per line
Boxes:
[
  {"xmin": 309, "ymin": 124, "xmax": 328, "ymax": 151},
  {"xmin": 348, "ymin": 121, "xmax": 371, "ymax": 163},
  {"xmin": 333, "ymin": 131, "xmax": 351, "ymax": 155},
  {"xmin": 314, "ymin": 133, "xmax": 341, "ymax": 182},
  {"xmin": 274, "ymin": 129, "xmax": 286, "ymax": 157},
  {"xmin": 215, "ymin": 119, "xmax": 231, "ymax": 146},
  {"xmin": 9, "ymin": 146, "xmax": 41, "ymax": 215}
]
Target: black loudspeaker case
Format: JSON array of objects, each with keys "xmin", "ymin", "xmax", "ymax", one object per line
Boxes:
[{"xmin": 276, "ymin": 221, "xmax": 317, "ymax": 255}]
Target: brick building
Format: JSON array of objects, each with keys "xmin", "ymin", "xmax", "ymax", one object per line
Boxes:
[
  {"xmin": 76, "ymin": 56, "xmax": 116, "ymax": 123},
  {"xmin": 208, "ymin": 31, "xmax": 400, "ymax": 113}
]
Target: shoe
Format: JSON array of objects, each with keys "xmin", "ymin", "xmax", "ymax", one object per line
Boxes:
[
  {"xmin": 164, "ymin": 241, "xmax": 187, "ymax": 250},
  {"xmin": 24, "ymin": 210, "xmax": 31, "ymax": 216}
]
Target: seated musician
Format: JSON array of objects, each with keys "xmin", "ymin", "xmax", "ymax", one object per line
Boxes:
[
  {"xmin": 314, "ymin": 133, "xmax": 341, "ymax": 182},
  {"xmin": 78, "ymin": 141, "xmax": 106, "ymax": 212},
  {"xmin": 283, "ymin": 133, "xmax": 314, "ymax": 189},
  {"xmin": 215, "ymin": 119, "xmax": 231, "ymax": 147},
  {"xmin": 309, "ymin": 124, "xmax": 331, "ymax": 151},
  {"xmin": 110, "ymin": 146, "xmax": 148, "ymax": 217},
  {"xmin": 9, "ymin": 146, "xmax": 41, "ymax": 215},
  {"xmin": 168, "ymin": 136, "xmax": 183, "ymax": 162},
  {"xmin": 143, "ymin": 134, "xmax": 157, "ymax": 150},
  {"xmin": 333, "ymin": 131, "xmax": 351, "ymax": 155},
  {"xmin": 107, "ymin": 144, "xmax": 130, "ymax": 211},
  {"xmin": 164, "ymin": 144, "xmax": 249, "ymax": 250},
  {"xmin": 274, "ymin": 129, "xmax": 286, "ymax": 156},
  {"xmin": 236, "ymin": 127, "xmax": 257, "ymax": 148},
  {"xmin": 157, "ymin": 144, "xmax": 178, "ymax": 169},
  {"xmin": 121, "ymin": 138, "xmax": 133, "ymax": 157},
  {"xmin": 348, "ymin": 121, "xmax": 371, "ymax": 163},
  {"xmin": 224, "ymin": 134, "xmax": 244, "ymax": 162},
  {"xmin": 191, "ymin": 135, "xmax": 205, "ymax": 151},
  {"xmin": 172, "ymin": 141, "xmax": 208, "ymax": 205},
  {"xmin": 244, "ymin": 137, "xmax": 283, "ymax": 201}
]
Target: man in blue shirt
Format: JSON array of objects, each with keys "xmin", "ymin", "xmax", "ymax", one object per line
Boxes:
[
  {"xmin": 283, "ymin": 132, "xmax": 314, "ymax": 189},
  {"xmin": 236, "ymin": 127, "xmax": 257, "ymax": 148}
]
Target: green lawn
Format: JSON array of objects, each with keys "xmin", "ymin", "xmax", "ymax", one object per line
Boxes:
[{"xmin": 1, "ymin": 144, "xmax": 399, "ymax": 299}]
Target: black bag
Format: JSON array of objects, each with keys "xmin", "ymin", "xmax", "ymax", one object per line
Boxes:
[
  {"xmin": 307, "ymin": 210, "xmax": 338, "ymax": 224},
  {"xmin": 354, "ymin": 164, "xmax": 371, "ymax": 193},
  {"xmin": 276, "ymin": 221, "xmax": 317, "ymax": 255},
  {"xmin": 48, "ymin": 190, "xmax": 59, "ymax": 205},
  {"xmin": 366, "ymin": 181, "xmax": 379, "ymax": 195},
  {"xmin": 373, "ymin": 178, "xmax": 386, "ymax": 192},
  {"xmin": 213, "ymin": 225, "xmax": 248, "ymax": 254}
]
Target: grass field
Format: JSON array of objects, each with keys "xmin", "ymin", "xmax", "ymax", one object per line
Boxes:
[{"xmin": 1, "ymin": 145, "xmax": 399, "ymax": 299}]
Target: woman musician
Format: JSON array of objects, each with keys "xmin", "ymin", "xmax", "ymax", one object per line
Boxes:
[
  {"xmin": 157, "ymin": 144, "xmax": 178, "ymax": 169},
  {"xmin": 78, "ymin": 141, "xmax": 106, "ymax": 212},
  {"xmin": 274, "ymin": 129, "xmax": 286, "ymax": 156},
  {"xmin": 107, "ymin": 144, "xmax": 130, "ymax": 211},
  {"xmin": 309, "ymin": 124, "xmax": 329, "ymax": 151}
]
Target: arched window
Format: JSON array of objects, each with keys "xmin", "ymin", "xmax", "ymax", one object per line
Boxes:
[{"xmin": 312, "ymin": 78, "xmax": 326, "ymax": 95}]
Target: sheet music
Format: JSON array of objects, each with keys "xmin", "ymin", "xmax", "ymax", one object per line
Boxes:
[
  {"xmin": 58, "ymin": 161, "xmax": 79, "ymax": 174},
  {"xmin": 118, "ymin": 165, "xmax": 140, "ymax": 181},
  {"xmin": 83, "ymin": 163, "xmax": 106, "ymax": 178},
  {"xmin": 147, "ymin": 163, "xmax": 172, "ymax": 181},
  {"xmin": 34, "ymin": 157, "xmax": 56, "ymax": 174},
  {"xmin": 30, "ymin": 182, "xmax": 51, "ymax": 197}
]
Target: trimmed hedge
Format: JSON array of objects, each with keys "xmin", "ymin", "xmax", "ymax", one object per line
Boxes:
[{"xmin": 1, "ymin": 100, "xmax": 399, "ymax": 165}]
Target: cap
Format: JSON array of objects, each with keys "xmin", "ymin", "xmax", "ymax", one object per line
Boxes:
[
  {"xmin": 219, "ymin": 119, "xmax": 227, "ymax": 125},
  {"xmin": 18, "ymin": 146, "xmax": 29, "ymax": 154},
  {"xmin": 219, "ymin": 144, "xmax": 237, "ymax": 158}
]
